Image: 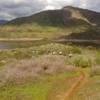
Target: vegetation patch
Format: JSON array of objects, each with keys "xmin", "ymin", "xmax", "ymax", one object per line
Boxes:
[
  {"xmin": 0, "ymin": 55, "xmax": 76, "ymax": 86},
  {"xmin": 0, "ymin": 68, "xmax": 78, "ymax": 100}
]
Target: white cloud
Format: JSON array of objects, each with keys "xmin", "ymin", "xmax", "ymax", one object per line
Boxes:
[
  {"xmin": 44, "ymin": 5, "xmax": 56, "ymax": 10},
  {"xmin": 79, "ymin": 0, "xmax": 100, "ymax": 12},
  {"xmin": 45, "ymin": 0, "xmax": 76, "ymax": 10}
]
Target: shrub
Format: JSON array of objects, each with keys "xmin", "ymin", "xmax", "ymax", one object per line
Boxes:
[
  {"xmin": 67, "ymin": 46, "xmax": 82, "ymax": 54},
  {"xmin": 73, "ymin": 56, "xmax": 91, "ymax": 68},
  {"xmin": 0, "ymin": 55, "xmax": 76, "ymax": 85},
  {"xmin": 95, "ymin": 51, "xmax": 100, "ymax": 64},
  {"xmin": 13, "ymin": 49, "xmax": 32, "ymax": 59},
  {"xmin": 90, "ymin": 66, "xmax": 100, "ymax": 76}
]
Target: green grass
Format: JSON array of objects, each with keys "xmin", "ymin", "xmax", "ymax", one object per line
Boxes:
[
  {"xmin": 0, "ymin": 43, "xmax": 99, "ymax": 100},
  {"xmin": 72, "ymin": 56, "xmax": 91, "ymax": 68},
  {"xmin": 95, "ymin": 50, "xmax": 100, "ymax": 64},
  {"xmin": 0, "ymin": 43, "xmax": 80, "ymax": 60},
  {"xmin": 0, "ymin": 24, "xmax": 88, "ymax": 39},
  {"xmin": 0, "ymin": 72, "xmax": 79, "ymax": 100},
  {"xmin": 0, "ymin": 43, "xmax": 99, "ymax": 67}
]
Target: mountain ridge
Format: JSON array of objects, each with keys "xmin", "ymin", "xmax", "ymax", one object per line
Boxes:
[
  {"xmin": 0, "ymin": 6, "xmax": 100, "ymax": 40},
  {"xmin": 7, "ymin": 6, "xmax": 100, "ymax": 27}
]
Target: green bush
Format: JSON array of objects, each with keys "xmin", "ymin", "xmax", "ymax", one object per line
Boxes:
[
  {"xmin": 13, "ymin": 49, "xmax": 32, "ymax": 59},
  {"xmin": 90, "ymin": 66, "xmax": 100, "ymax": 76},
  {"xmin": 73, "ymin": 56, "xmax": 91, "ymax": 68},
  {"xmin": 68, "ymin": 46, "xmax": 82, "ymax": 54},
  {"xmin": 95, "ymin": 51, "xmax": 100, "ymax": 64}
]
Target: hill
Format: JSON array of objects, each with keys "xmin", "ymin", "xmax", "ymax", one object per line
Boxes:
[
  {"xmin": 0, "ymin": 20, "xmax": 8, "ymax": 24},
  {"xmin": 0, "ymin": 6, "xmax": 100, "ymax": 40},
  {"xmin": 7, "ymin": 6, "xmax": 100, "ymax": 26}
]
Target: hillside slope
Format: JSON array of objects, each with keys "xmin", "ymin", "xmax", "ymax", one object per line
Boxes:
[
  {"xmin": 0, "ymin": 20, "xmax": 8, "ymax": 25},
  {"xmin": 7, "ymin": 6, "xmax": 100, "ymax": 27},
  {"xmin": 0, "ymin": 6, "xmax": 100, "ymax": 40}
]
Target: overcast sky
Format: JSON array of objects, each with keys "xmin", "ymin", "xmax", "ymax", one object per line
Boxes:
[{"xmin": 0, "ymin": 0, "xmax": 100, "ymax": 20}]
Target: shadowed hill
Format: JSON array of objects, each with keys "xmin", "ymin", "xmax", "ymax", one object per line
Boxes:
[
  {"xmin": 63, "ymin": 6, "xmax": 100, "ymax": 26},
  {"xmin": 7, "ymin": 10, "xmax": 89, "ymax": 27},
  {"xmin": 0, "ymin": 20, "xmax": 8, "ymax": 25},
  {"xmin": 60, "ymin": 27, "xmax": 100, "ymax": 40}
]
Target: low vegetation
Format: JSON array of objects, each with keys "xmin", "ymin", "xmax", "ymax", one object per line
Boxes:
[
  {"xmin": 0, "ymin": 54, "xmax": 78, "ymax": 100},
  {"xmin": 74, "ymin": 76, "xmax": 100, "ymax": 100},
  {"xmin": 90, "ymin": 66, "xmax": 100, "ymax": 76},
  {"xmin": 71, "ymin": 56, "xmax": 91, "ymax": 68},
  {"xmin": 0, "ymin": 55, "xmax": 76, "ymax": 85},
  {"xmin": 95, "ymin": 50, "xmax": 100, "ymax": 64},
  {"xmin": 0, "ymin": 23, "xmax": 89, "ymax": 39},
  {"xmin": 0, "ymin": 43, "xmax": 99, "ymax": 100},
  {"xmin": 0, "ymin": 43, "xmax": 98, "ymax": 67}
]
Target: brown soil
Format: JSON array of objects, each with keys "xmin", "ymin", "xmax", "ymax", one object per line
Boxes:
[{"xmin": 63, "ymin": 71, "xmax": 86, "ymax": 100}]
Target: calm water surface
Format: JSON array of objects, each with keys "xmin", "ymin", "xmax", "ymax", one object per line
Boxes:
[{"xmin": 0, "ymin": 40, "xmax": 50, "ymax": 50}]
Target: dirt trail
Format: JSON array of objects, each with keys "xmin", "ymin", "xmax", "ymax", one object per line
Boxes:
[{"xmin": 61, "ymin": 70, "xmax": 86, "ymax": 100}]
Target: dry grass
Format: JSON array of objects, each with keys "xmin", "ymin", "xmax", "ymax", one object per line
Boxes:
[
  {"xmin": 0, "ymin": 55, "xmax": 76, "ymax": 85},
  {"xmin": 90, "ymin": 66, "xmax": 100, "ymax": 76},
  {"xmin": 73, "ymin": 76, "xmax": 100, "ymax": 100}
]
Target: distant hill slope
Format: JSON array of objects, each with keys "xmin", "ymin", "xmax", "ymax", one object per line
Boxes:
[
  {"xmin": 0, "ymin": 6, "xmax": 100, "ymax": 40},
  {"xmin": 7, "ymin": 6, "xmax": 100, "ymax": 27},
  {"xmin": 0, "ymin": 20, "xmax": 8, "ymax": 24},
  {"xmin": 63, "ymin": 6, "xmax": 100, "ymax": 26}
]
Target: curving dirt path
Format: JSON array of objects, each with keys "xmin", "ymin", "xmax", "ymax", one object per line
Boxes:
[{"xmin": 61, "ymin": 70, "xmax": 86, "ymax": 100}]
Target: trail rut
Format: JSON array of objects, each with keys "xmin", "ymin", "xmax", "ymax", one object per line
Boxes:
[{"xmin": 62, "ymin": 71, "xmax": 86, "ymax": 100}]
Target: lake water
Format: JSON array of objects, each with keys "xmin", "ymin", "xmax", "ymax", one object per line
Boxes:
[
  {"xmin": 0, "ymin": 40, "xmax": 100, "ymax": 50},
  {"xmin": 0, "ymin": 40, "xmax": 50, "ymax": 50}
]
